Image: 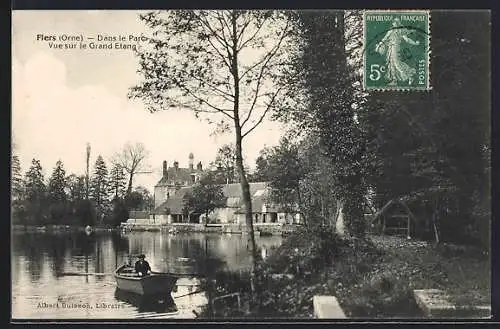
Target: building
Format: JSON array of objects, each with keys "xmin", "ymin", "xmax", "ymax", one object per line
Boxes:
[
  {"xmin": 153, "ymin": 153, "xmax": 204, "ymax": 209},
  {"xmin": 153, "ymin": 182, "xmax": 301, "ymax": 225}
]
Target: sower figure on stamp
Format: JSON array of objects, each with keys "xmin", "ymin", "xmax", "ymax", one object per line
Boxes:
[
  {"xmin": 376, "ymin": 18, "xmax": 420, "ymax": 86},
  {"xmin": 134, "ymin": 254, "xmax": 151, "ymax": 277}
]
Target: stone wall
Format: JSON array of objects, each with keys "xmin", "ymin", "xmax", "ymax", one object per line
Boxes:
[{"xmin": 120, "ymin": 222, "xmax": 299, "ymax": 235}]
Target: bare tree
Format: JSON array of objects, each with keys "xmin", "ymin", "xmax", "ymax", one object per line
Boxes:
[
  {"xmin": 129, "ymin": 10, "xmax": 293, "ymax": 306},
  {"xmin": 112, "ymin": 142, "xmax": 150, "ymax": 196}
]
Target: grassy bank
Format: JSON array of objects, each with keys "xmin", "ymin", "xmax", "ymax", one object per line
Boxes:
[{"xmin": 200, "ymin": 227, "xmax": 490, "ymax": 319}]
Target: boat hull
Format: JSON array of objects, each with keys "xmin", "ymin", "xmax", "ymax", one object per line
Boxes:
[{"xmin": 114, "ymin": 265, "xmax": 179, "ymax": 296}]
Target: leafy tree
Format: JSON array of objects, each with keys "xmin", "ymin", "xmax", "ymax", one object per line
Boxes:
[
  {"xmin": 24, "ymin": 159, "xmax": 47, "ymax": 225},
  {"xmin": 125, "ymin": 191, "xmax": 144, "ymax": 211},
  {"xmin": 48, "ymin": 160, "xmax": 68, "ymax": 223},
  {"xmin": 109, "ymin": 198, "xmax": 129, "ymax": 227},
  {"xmin": 112, "ymin": 142, "xmax": 150, "ymax": 196},
  {"xmin": 66, "ymin": 174, "xmax": 89, "ymax": 225},
  {"xmin": 129, "ymin": 10, "xmax": 294, "ymax": 285},
  {"xmin": 277, "ymin": 11, "xmax": 367, "ymax": 237},
  {"xmin": 109, "ymin": 163, "xmax": 127, "ymax": 200},
  {"xmin": 251, "ymin": 146, "xmax": 274, "ymax": 182},
  {"xmin": 11, "ymin": 154, "xmax": 24, "ymax": 201},
  {"xmin": 90, "ymin": 155, "xmax": 111, "ymax": 222},
  {"xmin": 66, "ymin": 174, "xmax": 86, "ymax": 203},
  {"xmin": 212, "ymin": 144, "xmax": 237, "ymax": 183},
  {"xmin": 183, "ymin": 174, "xmax": 226, "ymax": 224},
  {"xmin": 134, "ymin": 186, "xmax": 154, "ymax": 211},
  {"xmin": 74, "ymin": 199, "xmax": 96, "ymax": 226},
  {"xmin": 11, "ymin": 154, "xmax": 26, "ymax": 224},
  {"xmin": 360, "ymin": 10, "xmax": 490, "ymax": 245}
]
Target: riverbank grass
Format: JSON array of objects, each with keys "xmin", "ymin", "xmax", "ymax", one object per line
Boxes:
[{"xmin": 204, "ymin": 228, "xmax": 490, "ymax": 318}]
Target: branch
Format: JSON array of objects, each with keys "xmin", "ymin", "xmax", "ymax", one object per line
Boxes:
[
  {"xmin": 216, "ymin": 11, "xmax": 233, "ymax": 36},
  {"xmin": 237, "ymin": 15, "xmax": 269, "ymax": 52},
  {"xmin": 169, "ymin": 82, "xmax": 235, "ymax": 121},
  {"xmin": 241, "ymin": 86, "xmax": 283, "ymax": 139},
  {"xmin": 236, "ymin": 13, "xmax": 252, "ymax": 46},
  {"xmin": 240, "ymin": 21, "xmax": 289, "ymax": 128},
  {"xmin": 196, "ymin": 12, "xmax": 233, "ymax": 68},
  {"xmin": 199, "ymin": 31, "xmax": 232, "ymax": 71},
  {"xmin": 186, "ymin": 71, "xmax": 234, "ymax": 102},
  {"xmin": 239, "ymin": 18, "xmax": 290, "ymax": 81}
]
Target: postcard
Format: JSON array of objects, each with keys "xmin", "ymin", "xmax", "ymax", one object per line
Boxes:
[{"xmin": 11, "ymin": 9, "xmax": 491, "ymax": 321}]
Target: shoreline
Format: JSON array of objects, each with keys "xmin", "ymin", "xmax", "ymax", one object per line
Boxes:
[{"xmin": 12, "ymin": 223, "xmax": 299, "ymax": 236}]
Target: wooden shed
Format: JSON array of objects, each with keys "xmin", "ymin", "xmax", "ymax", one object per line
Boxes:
[{"xmin": 370, "ymin": 199, "xmax": 418, "ymax": 238}]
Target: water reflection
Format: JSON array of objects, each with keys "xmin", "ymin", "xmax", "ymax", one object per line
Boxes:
[
  {"xmin": 12, "ymin": 231, "xmax": 282, "ymax": 319},
  {"xmin": 114, "ymin": 289, "xmax": 177, "ymax": 313}
]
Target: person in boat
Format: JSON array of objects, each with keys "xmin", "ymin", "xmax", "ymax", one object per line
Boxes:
[{"xmin": 134, "ymin": 254, "xmax": 151, "ymax": 277}]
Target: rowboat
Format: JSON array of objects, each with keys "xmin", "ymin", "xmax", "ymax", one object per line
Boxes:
[{"xmin": 113, "ymin": 264, "xmax": 179, "ymax": 296}]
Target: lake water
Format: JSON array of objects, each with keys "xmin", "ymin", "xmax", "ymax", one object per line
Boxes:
[{"xmin": 11, "ymin": 231, "xmax": 282, "ymax": 319}]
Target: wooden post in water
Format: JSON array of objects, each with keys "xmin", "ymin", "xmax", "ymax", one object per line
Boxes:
[
  {"xmin": 205, "ymin": 235, "xmax": 214, "ymax": 317},
  {"xmin": 85, "ymin": 254, "xmax": 89, "ymax": 283},
  {"xmin": 407, "ymin": 214, "xmax": 411, "ymax": 239}
]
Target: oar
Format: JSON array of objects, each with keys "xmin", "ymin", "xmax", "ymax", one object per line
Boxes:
[
  {"xmin": 59, "ymin": 272, "xmax": 113, "ymax": 276},
  {"xmin": 174, "ymin": 289, "xmax": 204, "ymax": 299}
]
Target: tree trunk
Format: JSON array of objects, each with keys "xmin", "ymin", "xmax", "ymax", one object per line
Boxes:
[
  {"xmin": 296, "ymin": 187, "xmax": 307, "ymax": 227},
  {"xmin": 126, "ymin": 173, "xmax": 134, "ymax": 196},
  {"xmin": 85, "ymin": 143, "xmax": 91, "ymax": 200},
  {"xmin": 335, "ymin": 200, "xmax": 345, "ymax": 237},
  {"xmin": 432, "ymin": 198, "xmax": 441, "ymax": 245},
  {"xmin": 230, "ymin": 10, "xmax": 259, "ymax": 310}
]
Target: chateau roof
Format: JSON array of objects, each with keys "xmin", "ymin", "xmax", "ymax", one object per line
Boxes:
[
  {"xmin": 155, "ymin": 167, "xmax": 201, "ymax": 187},
  {"xmin": 153, "ymin": 182, "xmax": 271, "ymax": 215}
]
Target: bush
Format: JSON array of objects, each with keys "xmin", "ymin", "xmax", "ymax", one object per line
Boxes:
[
  {"xmin": 74, "ymin": 199, "xmax": 96, "ymax": 226},
  {"xmin": 109, "ymin": 199, "xmax": 129, "ymax": 227},
  {"xmin": 344, "ymin": 269, "xmax": 423, "ymax": 318}
]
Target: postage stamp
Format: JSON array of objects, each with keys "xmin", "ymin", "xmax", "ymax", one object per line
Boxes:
[{"xmin": 363, "ymin": 10, "xmax": 430, "ymax": 90}]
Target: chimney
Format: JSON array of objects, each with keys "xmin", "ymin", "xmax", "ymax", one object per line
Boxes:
[
  {"xmin": 188, "ymin": 152, "xmax": 194, "ymax": 171},
  {"xmin": 196, "ymin": 161, "xmax": 202, "ymax": 171},
  {"xmin": 162, "ymin": 160, "xmax": 168, "ymax": 178}
]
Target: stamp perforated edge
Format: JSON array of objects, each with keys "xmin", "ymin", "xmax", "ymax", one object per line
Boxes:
[{"xmin": 362, "ymin": 9, "xmax": 432, "ymax": 92}]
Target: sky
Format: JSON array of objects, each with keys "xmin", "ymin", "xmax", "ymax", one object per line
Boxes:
[{"xmin": 12, "ymin": 10, "xmax": 286, "ymax": 192}]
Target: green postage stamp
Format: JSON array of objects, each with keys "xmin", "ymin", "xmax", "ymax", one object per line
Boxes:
[{"xmin": 363, "ymin": 10, "xmax": 430, "ymax": 90}]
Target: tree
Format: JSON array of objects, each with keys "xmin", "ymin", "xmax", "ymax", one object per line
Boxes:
[
  {"xmin": 134, "ymin": 186, "xmax": 154, "ymax": 211},
  {"xmin": 212, "ymin": 144, "xmax": 237, "ymax": 183},
  {"xmin": 66, "ymin": 174, "xmax": 86, "ymax": 203},
  {"xmin": 112, "ymin": 142, "xmax": 150, "ymax": 196},
  {"xmin": 66, "ymin": 174, "xmax": 90, "ymax": 225},
  {"xmin": 11, "ymin": 154, "xmax": 23, "ymax": 201},
  {"xmin": 48, "ymin": 160, "xmax": 67, "ymax": 202},
  {"xmin": 125, "ymin": 191, "xmax": 144, "ymax": 211},
  {"xmin": 264, "ymin": 138, "xmax": 304, "ymax": 217},
  {"xmin": 130, "ymin": 11, "xmax": 294, "ymax": 288},
  {"xmin": 183, "ymin": 174, "xmax": 226, "ymax": 223},
  {"xmin": 109, "ymin": 163, "xmax": 127, "ymax": 200},
  {"xmin": 90, "ymin": 155, "xmax": 111, "ymax": 222},
  {"xmin": 24, "ymin": 159, "xmax": 46, "ymax": 225},
  {"xmin": 48, "ymin": 160, "xmax": 68, "ymax": 223},
  {"xmin": 110, "ymin": 198, "xmax": 129, "ymax": 227},
  {"xmin": 276, "ymin": 11, "xmax": 367, "ymax": 237},
  {"xmin": 359, "ymin": 10, "xmax": 490, "ymax": 245},
  {"xmin": 251, "ymin": 146, "xmax": 274, "ymax": 182}
]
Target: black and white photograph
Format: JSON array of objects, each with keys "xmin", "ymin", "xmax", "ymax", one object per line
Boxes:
[{"xmin": 11, "ymin": 9, "xmax": 491, "ymax": 320}]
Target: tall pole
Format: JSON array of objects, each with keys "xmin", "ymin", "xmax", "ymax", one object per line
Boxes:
[{"xmin": 85, "ymin": 143, "xmax": 91, "ymax": 200}]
